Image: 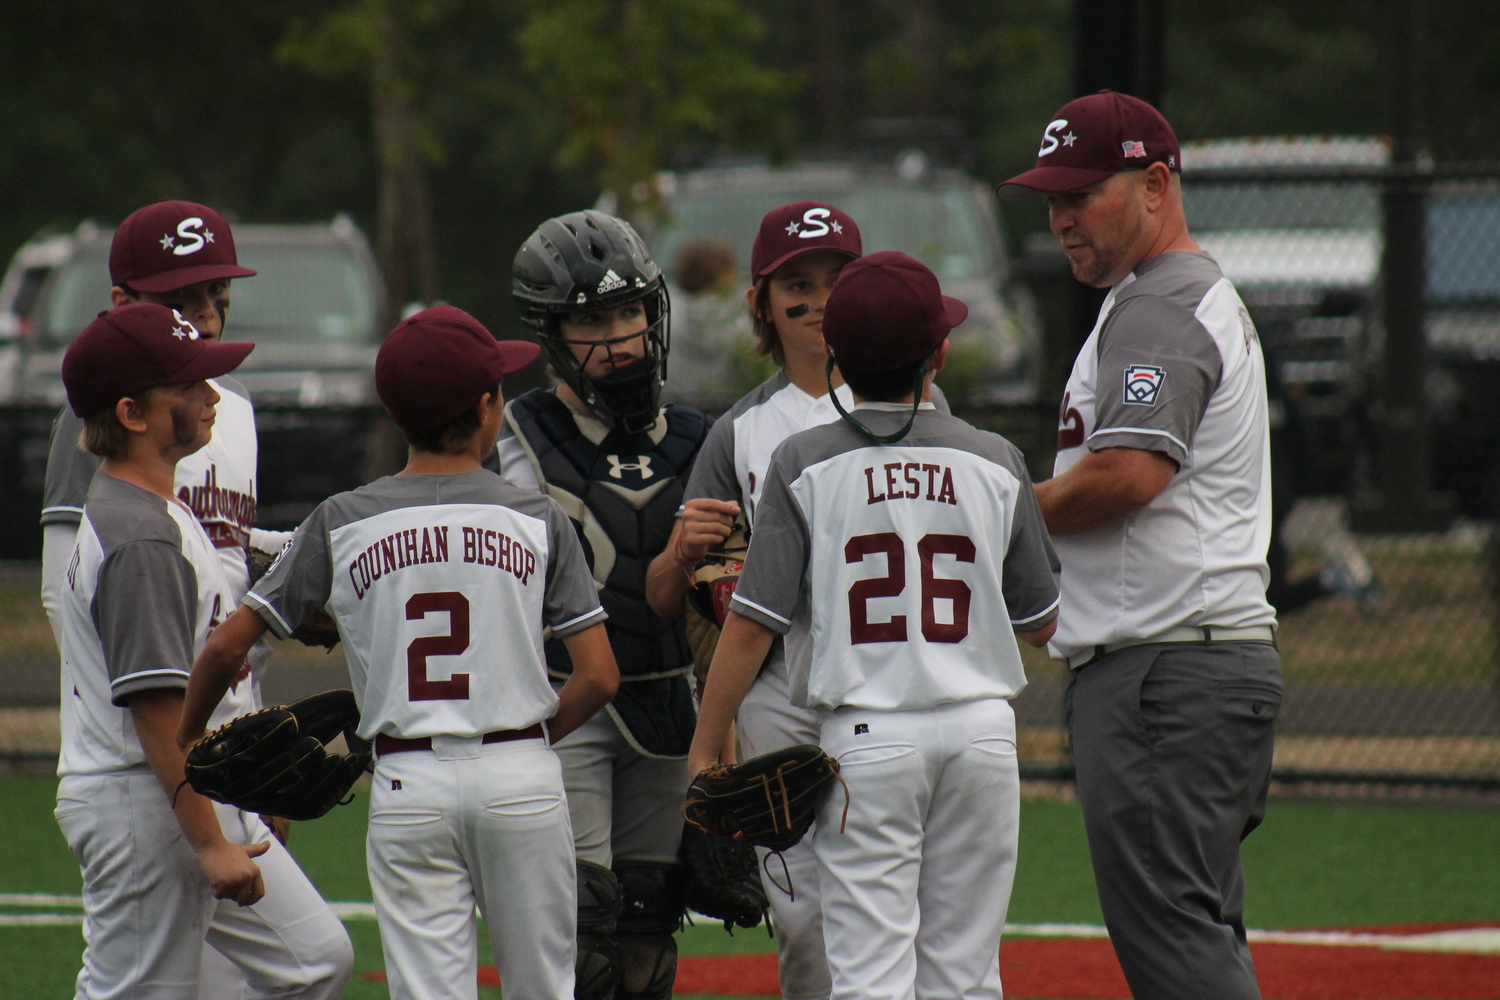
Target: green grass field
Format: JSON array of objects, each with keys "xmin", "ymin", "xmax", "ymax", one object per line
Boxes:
[{"xmin": 2, "ymin": 777, "xmax": 1498, "ymax": 998}]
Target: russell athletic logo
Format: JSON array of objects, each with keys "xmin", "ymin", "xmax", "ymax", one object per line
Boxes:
[{"xmin": 1123, "ymin": 365, "xmax": 1166, "ymax": 406}]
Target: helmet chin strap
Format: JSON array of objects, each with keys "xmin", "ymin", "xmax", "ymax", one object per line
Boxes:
[{"xmin": 826, "ymin": 354, "xmax": 930, "ymax": 446}]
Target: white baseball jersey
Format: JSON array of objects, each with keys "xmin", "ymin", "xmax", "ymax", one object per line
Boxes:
[
  {"xmin": 1049, "ymin": 250, "xmax": 1276, "ymax": 660},
  {"xmin": 58, "ymin": 474, "xmax": 255, "ymax": 776},
  {"xmin": 247, "ymin": 469, "xmax": 606, "ymax": 742},
  {"xmin": 685, "ymin": 370, "xmax": 951, "ymax": 530},
  {"xmin": 729, "ymin": 404, "xmax": 1059, "ymax": 713},
  {"xmin": 42, "ymin": 377, "xmax": 272, "ymax": 597}
]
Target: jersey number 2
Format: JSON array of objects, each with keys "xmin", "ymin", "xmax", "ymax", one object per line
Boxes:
[
  {"xmin": 844, "ymin": 533, "xmax": 975, "ymax": 644},
  {"xmin": 407, "ymin": 591, "xmax": 470, "ymax": 700}
]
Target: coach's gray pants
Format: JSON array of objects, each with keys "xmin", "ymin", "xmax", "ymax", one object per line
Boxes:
[{"xmin": 1066, "ymin": 641, "xmax": 1281, "ymax": 1000}]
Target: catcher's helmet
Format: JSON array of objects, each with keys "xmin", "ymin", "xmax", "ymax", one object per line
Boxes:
[{"xmin": 513, "ymin": 210, "xmax": 670, "ymax": 433}]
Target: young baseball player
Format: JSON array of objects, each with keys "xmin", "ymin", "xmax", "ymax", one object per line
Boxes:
[
  {"xmin": 40, "ymin": 201, "xmax": 291, "ymax": 646},
  {"xmin": 54, "ymin": 303, "xmax": 352, "ymax": 1000},
  {"xmin": 178, "ymin": 305, "xmax": 620, "ymax": 1000},
  {"xmin": 687, "ymin": 252, "xmax": 1060, "ymax": 1000},
  {"xmin": 644, "ymin": 201, "xmax": 950, "ymax": 1000},
  {"xmin": 500, "ymin": 211, "xmax": 713, "ymax": 1000}
]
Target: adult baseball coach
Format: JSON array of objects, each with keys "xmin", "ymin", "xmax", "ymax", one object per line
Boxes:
[{"xmin": 999, "ymin": 91, "xmax": 1281, "ymax": 999}]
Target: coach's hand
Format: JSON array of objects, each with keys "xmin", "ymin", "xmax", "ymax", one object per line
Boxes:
[
  {"xmin": 678, "ymin": 499, "xmax": 739, "ymax": 564},
  {"xmin": 196, "ymin": 839, "xmax": 270, "ymax": 907}
]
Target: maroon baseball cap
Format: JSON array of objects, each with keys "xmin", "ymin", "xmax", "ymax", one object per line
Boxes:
[
  {"xmin": 750, "ymin": 201, "xmax": 862, "ymax": 277},
  {"xmin": 996, "ymin": 90, "xmax": 1181, "ymax": 200},
  {"xmin": 109, "ymin": 201, "xmax": 258, "ymax": 294},
  {"xmin": 376, "ymin": 306, "xmax": 541, "ymax": 431},
  {"xmin": 822, "ymin": 252, "xmax": 968, "ymax": 374},
  {"xmin": 62, "ymin": 303, "xmax": 255, "ymax": 417}
]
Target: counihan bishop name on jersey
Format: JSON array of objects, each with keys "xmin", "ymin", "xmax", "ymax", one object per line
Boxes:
[{"xmin": 345, "ymin": 522, "xmax": 538, "ymax": 599}]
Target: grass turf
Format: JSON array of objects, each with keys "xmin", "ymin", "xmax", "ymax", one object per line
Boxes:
[{"xmin": 2, "ymin": 777, "xmax": 1497, "ymax": 998}]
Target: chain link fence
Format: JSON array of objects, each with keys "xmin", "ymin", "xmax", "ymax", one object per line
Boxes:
[{"xmin": 1006, "ymin": 143, "xmax": 1500, "ymax": 795}]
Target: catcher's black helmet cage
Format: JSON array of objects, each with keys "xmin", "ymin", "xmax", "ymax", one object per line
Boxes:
[{"xmin": 513, "ymin": 210, "xmax": 671, "ymax": 434}]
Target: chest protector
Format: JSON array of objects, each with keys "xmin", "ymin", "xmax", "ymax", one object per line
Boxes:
[{"xmin": 506, "ymin": 391, "xmax": 711, "ymax": 744}]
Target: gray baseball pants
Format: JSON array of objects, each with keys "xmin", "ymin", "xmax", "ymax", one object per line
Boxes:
[{"xmin": 1066, "ymin": 641, "xmax": 1281, "ymax": 1000}]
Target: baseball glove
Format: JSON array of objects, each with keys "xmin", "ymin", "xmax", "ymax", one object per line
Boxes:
[
  {"xmin": 184, "ymin": 689, "xmax": 372, "ymax": 822},
  {"xmin": 289, "ymin": 610, "xmax": 341, "ymax": 651},
  {"xmin": 687, "ymin": 518, "xmax": 749, "ymax": 628},
  {"xmin": 679, "ymin": 821, "xmax": 768, "ymax": 933},
  {"xmin": 683, "ymin": 744, "xmax": 846, "ymax": 854},
  {"xmin": 246, "ymin": 544, "xmax": 283, "ymax": 585}
]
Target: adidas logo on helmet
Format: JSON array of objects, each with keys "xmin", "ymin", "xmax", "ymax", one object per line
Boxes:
[{"xmin": 597, "ymin": 269, "xmax": 627, "ymax": 294}]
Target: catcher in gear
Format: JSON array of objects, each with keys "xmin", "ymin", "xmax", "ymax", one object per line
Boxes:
[
  {"xmin": 183, "ymin": 690, "xmax": 372, "ymax": 822},
  {"xmin": 500, "ymin": 210, "xmax": 715, "ymax": 1000}
]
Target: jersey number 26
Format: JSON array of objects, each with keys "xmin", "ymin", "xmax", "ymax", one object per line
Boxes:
[{"xmin": 845, "ymin": 532, "xmax": 974, "ymax": 644}]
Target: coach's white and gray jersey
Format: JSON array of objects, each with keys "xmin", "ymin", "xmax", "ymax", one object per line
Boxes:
[
  {"xmin": 248, "ymin": 469, "xmax": 606, "ymax": 742},
  {"xmin": 1050, "ymin": 250, "xmax": 1276, "ymax": 660},
  {"xmin": 685, "ymin": 371, "xmax": 951, "ymax": 530},
  {"xmin": 730, "ymin": 405, "xmax": 1059, "ymax": 713},
  {"xmin": 58, "ymin": 474, "xmax": 253, "ymax": 777},
  {"xmin": 42, "ymin": 377, "xmax": 265, "ymax": 595}
]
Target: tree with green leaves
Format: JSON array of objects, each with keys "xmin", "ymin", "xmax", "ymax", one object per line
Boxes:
[{"xmin": 516, "ymin": 0, "xmax": 799, "ymax": 216}]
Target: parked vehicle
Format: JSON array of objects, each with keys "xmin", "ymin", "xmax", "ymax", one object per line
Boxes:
[
  {"xmin": 1181, "ymin": 137, "xmax": 1500, "ymax": 513},
  {"xmin": 0, "ymin": 215, "xmax": 390, "ymax": 533},
  {"xmin": 618, "ymin": 159, "xmax": 1043, "ymax": 411},
  {"xmin": 0, "ymin": 214, "xmax": 384, "ymax": 407}
]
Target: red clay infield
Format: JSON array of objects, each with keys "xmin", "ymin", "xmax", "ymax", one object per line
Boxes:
[{"xmin": 361, "ymin": 923, "xmax": 1500, "ymax": 998}]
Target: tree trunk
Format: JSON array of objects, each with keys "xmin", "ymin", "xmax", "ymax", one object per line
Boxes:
[{"xmin": 372, "ymin": 0, "xmax": 439, "ymax": 330}]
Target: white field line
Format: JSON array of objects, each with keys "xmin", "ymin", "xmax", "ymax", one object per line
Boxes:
[{"xmin": 0, "ymin": 897, "xmax": 1496, "ymax": 954}]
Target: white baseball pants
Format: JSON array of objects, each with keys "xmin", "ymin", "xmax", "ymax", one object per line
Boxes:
[
  {"xmin": 814, "ymin": 698, "xmax": 1021, "ymax": 1000},
  {"xmin": 367, "ymin": 736, "xmax": 577, "ymax": 1000},
  {"xmin": 54, "ymin": 771, "xmax": 352, "ymax": 1000},
  {"xmin": 738, "ymin": 659, "xmax": 830, "ymax": 1000}
]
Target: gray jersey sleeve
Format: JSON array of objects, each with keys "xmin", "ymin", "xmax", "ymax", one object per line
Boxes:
[
  {"xmin": 94, "ymin": 540, "xmax": 198, "ymax": 704},
  {"xmin": 41, "ymin": 406, "xmax": 101, "ymax": 527},
  {"xmin": 726, "ymin": 448, "xmax": 809, "ymax": 634},
  {"xmin": 1002, "ymin": 460, "xmax": 1061, "ymax": 630},
  {"xmin": 245, "ymin": 505, "xmax": 335, "ymax": 638},
  {"xmin": 542, "ymin": 497, "xmax": 608, "ymax": 636},
  {"xmin": 1089, "ymin": 296, "xmax": 1223, "ymax": 465},
  {"xmin": 682, "ymin": 412, "xmax": 739, "ymax": 504}
]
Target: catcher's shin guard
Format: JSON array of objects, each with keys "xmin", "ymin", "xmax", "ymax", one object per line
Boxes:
[
  {"xmin": 613, "ymin": 861, "xmax": 687, "ymax": 1000},
  {"xmin": 576, "ymin": 860, "xmax": 622, "ymax": 1000}
]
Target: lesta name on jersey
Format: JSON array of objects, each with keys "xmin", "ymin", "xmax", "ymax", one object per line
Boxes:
[
  {"xmin": 864, "ymin": 461, "xmax": 959, "ymax": 506},
  {"xmin": 348, "ymin": 523, "xmax": 537, "ymax": 599}
]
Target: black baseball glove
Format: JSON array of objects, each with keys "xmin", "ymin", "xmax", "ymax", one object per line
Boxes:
[
  {"xmin": 683, "ymin": 744, "xmax": 845, "ymax": 854},
  {"xmin": 289, "ymin": 610, "xmax": 342, "ymax": 651},
  {"xmin": 679, "ymin": 821, "xmax": 768, "ymax": 933},
  {"xmin": 184, "ymin": 689, "xmax": 372, "ymax": 821}
]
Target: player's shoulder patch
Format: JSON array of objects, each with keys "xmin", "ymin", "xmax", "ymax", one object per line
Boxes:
[{"xmin": 1123, "ymin": 364, "xmax": 1166, "ymax": 406}]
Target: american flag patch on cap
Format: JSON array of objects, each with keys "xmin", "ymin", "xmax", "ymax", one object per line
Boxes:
[{"xmin": 1122, "ymin": 140, "xmax": 1146, "ymax": 158}]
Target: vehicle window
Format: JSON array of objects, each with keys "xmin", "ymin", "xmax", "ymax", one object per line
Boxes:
[
  {"xmin": 1428, "ymin": 194, "xmax": 1500, "ymax": 303},
  {"xmin": 41, "ymin": 243, "xmax": 376, "ymax": 346},
  {"xmin": 653, "ymin": 184, "xmax": 995, "ymax": 282},
  {"xmin": 1184, "ymin": 181, "xmax": 1380, "ymax": 231}
]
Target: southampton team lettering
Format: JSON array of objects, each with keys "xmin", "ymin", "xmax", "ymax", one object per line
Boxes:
[
  {"xmin": 349, "ymin": 526, "xmax": 451, "ymax": 599},
  {"xmin": 864, "ymin": 462, "xmax": 958, "ymax": 506},
  {"xmin": 178, "ymin": 465, "xmax": 256, "ymax": 550}
]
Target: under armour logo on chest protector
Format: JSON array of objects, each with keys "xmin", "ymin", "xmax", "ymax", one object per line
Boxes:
[{"xmin": 606, "ymin": 455, "xmax": 654, "ymax": 481}]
